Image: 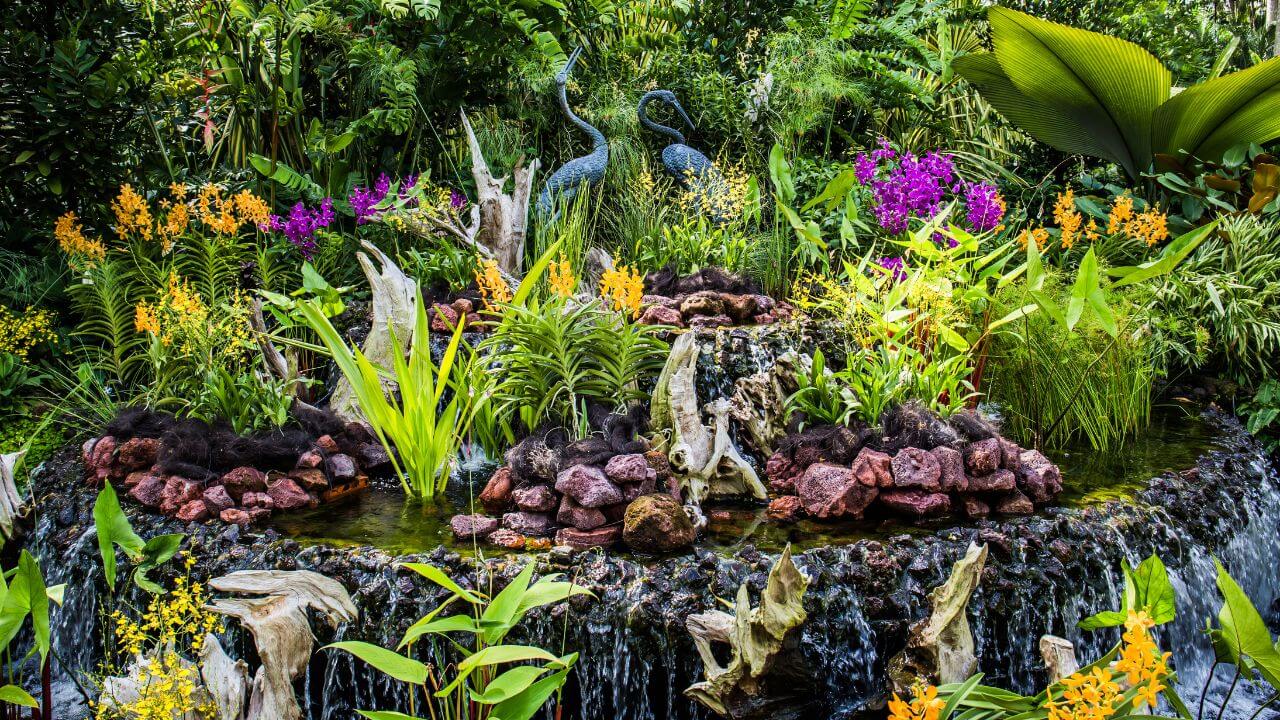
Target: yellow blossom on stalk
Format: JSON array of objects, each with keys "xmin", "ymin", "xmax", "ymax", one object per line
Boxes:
[
  {"xmin": 232, "ymin": 189, "xmax": 272, "ymax": 228},
  {"xmin": 475, "ymin": 259, "xmax": 511, "ymax": 308},
  {"xmin": 681, "ymin": 162, "xmax": 751, "ymax": 222},
  {"xmin": 888, "ymin": 683, "xmax": 945, "ymax": 720},
  {"xmin": 600, "ymin": 264, "xmax": 645, "ymax": 318},
  {"xmin": 112, "ymin": 184, "xmax": 154, "ymax": 240},
  {"xmin": 1130, "ymin": 208, "xmax": 1169, "ymax": 246},
  {"xmin": 548, "ymin": 255, "xmax": 576, "ymax": 298},
  {"xmin": 54, "ymin": 211, "xmax": 106, "ymax": 263},
  {"xmin": 1017, "ymin": 226, "xmax": 1049, "ymax": 251},
  {"xmin": 1045, "ymin": 666, "xmax": 1120, "ymax": 720},
  {"xmin": 1054, "ymin": 189, "xmax": 1083, "ymax": 250},
  {"xmin": 0, "ymin": 305, "xmax": 56, "ymax": 360},
  {"xmin": 169, "ymin": 182, "xmax": 189, "ymax": 200},
  {"xmin": 134, "ymin": 302, "xmax": 160, "ymax": 335},
  {"xmin": 1108, "ymin": 195, "xmax": 1134, "ymax": 235},
  {"xmin": 158, "ymin": 201, "xmax": 190, "ymax": 253},
  {"xmin": 196, "ymin": 184, "xmax": 239, "ymax": 235},
  {"xmin": 1114, "ymin": 609, "xmax": 1170, "ymax": 710}
]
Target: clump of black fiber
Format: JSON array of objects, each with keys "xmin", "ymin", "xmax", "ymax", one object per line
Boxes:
[
  {"xmin": 645, "ymin": 263, "xmax": 761, "ymax": 296},
  {"xmin": 105, "ymin": 407, "xmax": 173, "ymax": 441},
  {"xmin": 947, "ymin": 409, "xmax": 1000, "ymax": 443},
  {"xmin": 505, "ymin": 428, "xmax": 568, "ymax": 483},
  {"xmin": 774, "ymin": 423, "xmax": 873, "ymax": 468},
  {"xmin": 874, "ymin": 401, "xmax": 961, "ymax": 453}
]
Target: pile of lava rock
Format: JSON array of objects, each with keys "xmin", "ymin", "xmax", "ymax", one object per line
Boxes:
[
  {"xmin": 81, "ymin": 409, "xmax": 387, "ymax": 526},
  {"xmin": 450, "ymin": 434, "xmax": 696, "ymax": 554},
  {"xmin": 428, "ymin": 296, "xmax": 486, "ymax": 333},
  {"xmin": 634, "ymin": 264, "xmax": 793, "ymax": 330},
  {"xmin": 764, "ymin": 408, "xmax": 1063, "ymax": 523}
]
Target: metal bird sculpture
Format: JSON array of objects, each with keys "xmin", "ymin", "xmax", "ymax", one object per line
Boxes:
[
  {"xmin": 637, "ymin": 89, "xmax": 729, "ymax": 219},
  {"xmin": 536, "ymin": 47, "xmax": 609, "ymax": 222}
]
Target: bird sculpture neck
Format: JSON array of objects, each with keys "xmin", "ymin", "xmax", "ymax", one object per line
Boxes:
[
  {"xmin": 637, "ymin": 92, "xmax": 686, "ymax": 145},
  {"xmin": 558, "ymin": 80, "xmax": 607, "ymax": 152}
]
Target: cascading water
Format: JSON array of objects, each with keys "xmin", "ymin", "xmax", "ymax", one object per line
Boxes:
[{"xmin": 24, "ymin": 403, "xmax": 1280, "ymax": 719}]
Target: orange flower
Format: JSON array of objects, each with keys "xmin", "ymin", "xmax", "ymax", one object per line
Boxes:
[
  {"xmin": 548, "ymin": 255, "xmax": 576, "ymax": 298},
  {"xmin": 889, "ymin": 683, "xmax": 945, "ymax": 720},
  {"xmin": 600, "ymin": 265, "xmax": 645, "ymax": 319},
  {"xmin": 1054, "ymin": 189, "xmax": 1083, "ymax": 250},
  {"xmin": 54, "ymin": 211, "xmax": 106, "ymax": 263},
  {"xmin": 475, "ymin": 259, "xmax": 511, "ymax": 309},
  {"xmin": 112, "ymin": 184, "xmax": 154, "ymax": 240}
]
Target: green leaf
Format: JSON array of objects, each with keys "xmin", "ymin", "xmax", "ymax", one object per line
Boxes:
[
  {"xmin": 802, "ymin": 168, "xmax": 858, "ymax": 213},
  {"xmin": 470, "ymin": 666, "xmax": 549, "ymax": 704},
  {"xmin": 481, "ymin": 564, "xmax": 536, "ymax": 643},
  {"xmin": 133, "ymin": 533, "xmax": 185, "ymax": 594},
  {"xmin": 13, "ymin": 150, "xmax": 34, "ymax": 165},
  {"xmin": 1078, "ymin": 610, "xmax": 1127, "ymax": 631},
  {"xmin": 457, "ymin": 645, "xmax": 559, "ymax": 674},
  {"xmin": 937, "ymin": 324, "xmax": 971, "ymax": 351},
  {"xmin": 1110, "ymin": 220, "xmax": 1217, "ymax": 287},
  {"xmin": 400, "ymin": 563, "xmax": 482, "ymax": 604},
  {"xmin": 326, "ymin": 641, "xmax": 429, "ymax": 685},
  {"xmin": 1213, "ymin": 559, "xmax": 1280, "ymax": 691},
  {"xmin": 1128, "ymin": 554, "xmax": 1176, "ymax": 625},
  {"xmin": 397, "ymin": 614, "xmax": 480, "ymax": 650},
  {"xmin": 249, "ymin": 154, "xmax": 323, "ymax": 199},
  {"xmin": 0, "ymin": 685, "xmax": 37, "ymax": 708},
  {"xmin": 1152, "ymin": 56, "xmax": 1280, "ymax": 163},
  {"xmin": 93, "ymin": 481, "xmax": 145, "ymax": 592},
  {"xmin": 488, "ymin": 668, "xmax": 570, "ymax": 720},
  {"xmin": 514, "ymin": 579, "xmax": 594, "ymax": 617},
  {"xmin": 768, "ymin": 143, "xmax": 795, "ymax": 206},
  {"xmin": 357, "ymin": 712, "xmax": 427, "ymax": 720}
]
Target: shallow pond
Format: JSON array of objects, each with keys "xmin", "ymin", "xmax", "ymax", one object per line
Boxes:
[{"xmin": 269, "ymin": 405, "xmax": 1221, "ymax": 555}]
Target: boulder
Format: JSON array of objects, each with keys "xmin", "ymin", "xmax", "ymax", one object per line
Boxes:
[
  {"xmin": 266, "ymin": 478, "xmax": 315, "ymax": 511},
  {"xmin": 641, "ymin": 294, "xmax": 679, "ymax": 310},
  {"xmin": 512, "ymin": 485, "xmax": 558, "ymax": 513},
  {"xmin": 124, "ymin": 470, "xmax": 157, "ymax": 489},
  {"xmin": 1016, "ymin": 450, "xmax": 1062, "ymax": 503},
  {"xmin": 221, "ymin": 467, "xmax": 267, "ymax": 501},
  {"xmin": 622, "ymin": 494, "xmax": 696, "ymax": 553},
  {"xmin": 450, "ymin": 514, "xmax": 500, "ymax": 539},
  {"xmin": 556, "ymin": 497, "xmax": 607, "ymax": 530},
  {"xmin": 479, "ymin": 467, "xmax": 514, "ymax": 513},
  {"xmin": 644, "ymin": 450, "xmax": 671, "ymax": 481},
  {"xmin": 766, "ymin": 495, "xmax": 803, "ymax": 523},
  {"xmin": 219, "ymin": 508, "xmax": 251, "ymax": 526},
  {"xmin": 964, "ymin": 438, "xmax": 1001, "ymax": 475},
  {"xmin": 429, "ymin": 303, "xmax": 459, "ymax": 332},
  {"xmin": 176, "ymin": 500, "xmax": 209, "ymax": 523},
  {"xmin": 796, "ymin": 462, "xmax": 879, "ymax": 519},
  {"xmin": 687, "ymin": 314, "xmax": 734, "ymax": 329},
  {"xmin": 316, "ymin": 435, "xmax": 340, "ymax": 454},
  {"xmin": 246, "ymin": 507, "xmax": 272, "ymax": 523},
  {"xmin": 961, "ymin": 496, "xmax": 990, "ymax": 518},
  {"xmin": 639, "ymin": 305, "xmax": 684, "ymax": 327},
  {"xmin": 325, "ymin": 454, "xmax": 357, "ymax": 483},
  {"xmin": 502, "ymin": 511, "xmax": 555, "ymax": 537},
  {"xmin": 555, "ymin": 526, "xmax": 621, "ymax": 550},
  {"xmin": 998, "ymin": 438, "xmax": 1022, "ymax": 470},
  {"xmin": 116, "ymin": 437, "xmax": 161, "ymax": 471},
  {"xmin": 765, "ymin": 453, "xmax": 799, "ymax": 494},
  {"xmin": 85, "ymin": 436, "xmax": 117, "ymax": 484},
  {"xmin": 851, "ymin": 448, "xmax": 894, "ymax": 488},
  {"xmin": 605, "ymin": 454, "xmax": 657, "ymax": 484},
  {"xmin": 355, "ymin": 443, "xmax": 391, "ymax": 471},
  {"xmin": 555, "ymin": 465, "xmax": 623, "ymax": 508},
  {"xmin": 891, "ymin": 448, "xmax": 942, "ymax": 492},
  {"xmin": 450, "ymin": 297, "xmax": 474, "ymax": 315},
  {"xmin": 202, "ymin": 485, "xmax": 235, "ymax": 515},
  {"xmin": 995, "ymin": 491, "xmax": 1034, "ymax": 515},
  {"xmin": 160, "ymin": 477, "xmax": 202, "ymax": 516},
  {"xmin": 621, "ymin": 475, "xmax": 657, "ymax": 502},
  {"xmin": 722, "ymin": 294, "xmax": 759, "ymax": 323},
  {"xmin": 680, "ymin": 291, "xmax": 725, "ymax": 317},
  {"xmin": 932, "ymin": 446, "xmax": 967, "ymax": 493},
  {"xmin": 295, "ymin": 451, "xmax": 324, "ymax": 470},
  {"xmin": 241, "ymin": 492, "xmax": 274, "ymax": 510},
  {"xmin": 878, "ymin": 490, "xmax": 951, "ymax": 518},
  {"xmin": 288, "ymin": 469, "xmax": 328, "ymax": 492},
  {"xmin": 128, "ymin": 473, "xmax": 167, "ymax": 508},
  {"xmin": 487, "ymin": 529, "xmax": 527, "ymax": 550},
  {"xmin": 751, "ymin": 294, "xmax": 776, "ymax": 314},
  {"xmin": 966, "ymin": 469, "xmax": 1017, "ymax": 493}
]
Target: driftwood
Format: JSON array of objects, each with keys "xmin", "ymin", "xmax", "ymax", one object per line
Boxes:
[
  {"xmin": 651, "ymin": 333, "xmax": 766, "ymax": 506},
  {"xmin": 98, "ymin": 647, "xmax": 210, "ymax": 720},
  {"xmin": 329, "ymin": 242, "xmax": 419, "ymax": 421},
  {"xmin": 206, "ymin": 570, "xmax": 358, "ymax": 720},
  {"xmin": 727, "ymin": 350, "xmax": 806, "ymax": 458},
  {"xmin": 685, "ymin": 545, "xmax": 809, "ymax": 718},
  {"xmin": 0, "ymin": 451, "xmax": 26, "ymax": 540},
  {"xmin": 1040, "ymin": 635, "xmax": 1080, "ymax": 683},
  {"xmin": 889, "ymin": 542, "xmax": 988, "ymax": 690},
  {"xmin": 200, "ymin": 634, "xmax": 250, "ymax": 720}
]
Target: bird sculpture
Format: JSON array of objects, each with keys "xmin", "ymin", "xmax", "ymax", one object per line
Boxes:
[
  {"xmin": 637, "ymin": 89, "xmax": 729, "ymax": 220},
  {"xmin": 536, "ymin": 47, "xmax": 609, "ymax": 222}
]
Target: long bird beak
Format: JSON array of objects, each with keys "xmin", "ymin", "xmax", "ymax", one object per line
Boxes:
[
  {"xmin": 672, "ymin": 99, "xmax": 696, "ymax": 133},
  {"xmin": 558, "ymin": 47, "xmax": 583, "ymax": 83}
]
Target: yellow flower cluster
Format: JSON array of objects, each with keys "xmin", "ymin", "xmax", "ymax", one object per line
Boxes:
[
  {"xmin": 600, "ymin": 264, "xmax": 645, "ymax": 319},
  {"xmin": 95, "ymin": 651, "xmax": 216, "ymax": 720},
  {"xmin": 112, "ymin": 184, "xmax": 154, "ymax": 241},
  {"xmin": 1016, "ymin": 226, "xmax": 1050, "ymax": 251},
  {"xmin": 0, "ymin": 305, "xmax": 56, "ymax": 360},
  {"xmin": 108, "ymin": 559, "xmax": 224, "ymax": 660},
  {"xmin": 54, "ymin": 211, "xmax": 106, "ymax": 264},
  {"xmin": 1108, "ymin": 195, "xmax": 1169, "ymax": 246},
  {"xmin": 1114, "ymin": 609, "xmax": 1170, "ymax": 710},
  {"xmin": 475, "ymin": 258, "xmax": 511, "ymax": 309},
  {"xmin": 548, "ymin": 254, "xmax": 576, "ymax": 298},
  {"xmin": 136, "ymin": 274, "xmax": 252, "ymax": 359},
  {"xmin": 1054, "ymin": 190, "xmax": 1084, "ymax": 250},
  {"xmin": 1046, "ymin": 666, "xmax": 1121, "ymax": 720},
  {"xmin": 196, "ymin": 183, "xmax": 270, "ymax": 236},
  {"xmin": 680, "ymin": 163, "xmax": 752, "ymax": 223},
  {"xmin": 888, "ymin": 683, "xmax": 946, "ymax": 720}
]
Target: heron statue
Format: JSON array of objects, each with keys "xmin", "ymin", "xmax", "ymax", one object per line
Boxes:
[
  {"xmin": 536, "ymin": 47, "xmax": 609, "ymax": 222},
  {"xmin": 637, "ymin": 89, "xmax": 729, "ymax": 219}
]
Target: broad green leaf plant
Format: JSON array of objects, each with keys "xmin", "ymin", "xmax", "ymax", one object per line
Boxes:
[{"xmin": 327, "ymin": 562, "xmax": 592, "ymax": 720}]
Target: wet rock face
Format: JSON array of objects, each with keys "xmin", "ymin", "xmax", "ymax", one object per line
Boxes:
[{"xmin": 623, "ymin": 493, "xmax": 696, "ymax": 553}]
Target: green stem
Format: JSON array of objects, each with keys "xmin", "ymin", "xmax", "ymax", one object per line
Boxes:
[
  {"xmin": 1246, "ymin": 692, "xmax": 1279, "ymax": 720},
  {"xmin": 1198, "ymin": 662, "xmax": 1220, "ymax": 720},
  {"xmin": 1215, "ymin": 669, "xmax": 1241, "ymax": 720}
]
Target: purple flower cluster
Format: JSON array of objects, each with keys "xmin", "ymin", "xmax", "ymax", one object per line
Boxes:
[
  {"xmin": 350, "ymin": 173, "xmax": 393, "ymax": 225},
  {"xmin": 854, "ymin": 138, "xmax": 1004, "ymax": 239},
  {"xmin": 270, "ymin": 198, "xmax": 334, "ymax": 259},
  {"xmin": 877, "ymin": 256, "xmax": 907, "ymax": 282}
]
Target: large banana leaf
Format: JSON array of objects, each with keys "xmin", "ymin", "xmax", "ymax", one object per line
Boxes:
[{"xmin": 1153, "ymin": 55, "xmax": 1280, "ymax": 162}]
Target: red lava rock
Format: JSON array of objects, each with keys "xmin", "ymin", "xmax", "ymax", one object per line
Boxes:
[
  {"xmin": 85, "ymin": 436, "xmax": 117, "ymax": 484},
  {"xmin": 639, "ymin": 304, "xmax": 684, "ymax": 327},
  {"xmin": 961, "ymin": 496, "xmax": 991, "ymax": 518},
  {"xmin": 621, "ymin": 475, "xmax": 657, "ymax": 502},
  {"xmin": 644, "ymin": 450, "xmax": 671, "ymax": 480},
  {"xmin": 796, "ymin": 462, "xmax": 879, "ymax": 519},
  {"xmin": 932, "ymin": 446, "xmax": 967, "ymax": 492},
  {"xmin": 241, "ymin": 492, "xmax": 274, "ymax": 510},
  {"xmin": 605, "ymin": 454, "xmax": 657, "ymax": 484},
  {"xmin": 502, "ymin": 511, "xmax": 555, "ymax": 537},
  {"xmin": 965, "ymin": 438, "xmax": 1001, "ymax": 475},
  {"xmin": 878, "ymin": 490, "xmax": 951, "ymax": 518},
  {"xmin": 202, "ymin": 485, "xmax": 235, "ymax": 515},
  {"xmin": 344, "ymin": 421, "xmax": 376, "ymax": 444},
  {"xmin": 355, "ymin": 443, "xmax": 391, "ymax": 470},
  {"xmin": 555, "ymin": 525, "xmax": 621, "ymax": 550},
  {"xmin": 479, "ymin": 467, "xmax": 514, "ymax": 514},
  {"xmin": 450, "ymin": 298, "xmax": 474, "ymax": 316},
  {"xmin": 430, "ymin": 303, "xmax": 460, "ymax": 332},
  {"xmin": 295, "ymin": 451, "xmax": 324, "ymax": 469},
  {"xmin": 891, "ymin": 448, "xmax": 942, "ymax": 492},
  {"xmin": 557, "ymin": 497, "xmax": 606, "ymax": 530},
  {"xmin": 555, "ymin": 465, "xmax": 623, "ymax": 508},
  {"xmin": 766, "ymin": 495, "xmax": 803, "ymax": 523},
  {"xmin": 851, "ymin": 448, "xmax": 894, "ymax": 488},
  {"xmin": 247, "ymin": 507, "xmax": 273, "ymax": 523},
  {"xmin": 176, "ymin": 499, "xmax": 209, "ymax": 522},
  {"xmin": 641, "ymin": 294, "xmax": 679, "ymax": 309},
  {"xmin": 465, "ymin": 312, "xmax": 482, "ymax": 327},
  {"xmin": 450, "ymin": 514, "xmax": 500, "ymax": 539},
  {"xmin": 317, "ymin": 435, "xmax": 340, "ymax": 454},
  {"xmin": 220, "ymin": 508, "xmax": 251, "ymax": 526},
  {"xmin": 116, "ymin": 437, "xmax": 161, "ymax": 471},
  {"xmin": 128, "ymin": 473, "xmax": 167, "ymax": 507},
  {"xmin": 266, "ymin": 477, "xmax": 315, "ymax": 511},
  {"xmin": 998, "ymin": 438, "xmax": 1022, "ymax": 470},
  {"xmin": 687, "ymin": 314, "xmax": 734, "ymax": 329},
  {"xmin": 995, "ymin": 491, "xmax": 1034, "ymax": 515},
  {"xmin": 966, "ymin": 469, "xmax": 1017, "ymax": 493},
  {"xmin": 487, "ymin": 528, "xmax": 527, "ymax": 549},
  {"xmin": 765, "ymin": 452, "xmax": 798, "ymax": 494},
  {"xmin": 124, "ymin": 470, "xmax": 155, "ymax": 489},
  {"xmin": 722, "ymin": 294, "xmax": 759, "ymax": 323},
  {"xmin": 160, "ymin": 477, "xmax": 202, "ymax": 515},
  {"xmin": 290, "ymin": 468, "xmax": 329, "ymax": 492},
  {"xmin": 752, "ymin": 313, "xmax": 775, "ymax": 324},
  {"xmin": 513, "ymin": 485, "xmax": 558, "ymax": 513},
  {"xmin": 1016, "ymin": 450, "xmax": 1062, "ymax": 503},
  {"xmin": 680, "ymin": 291, "xmax": 726, "ymax": 317},
  {"xmin": 325, "ymin": 454, "xmax": 357, "ymax": 483},
  {"xmin": 221, "ymin": 467, "xmax": 267, "ymax": 500}
]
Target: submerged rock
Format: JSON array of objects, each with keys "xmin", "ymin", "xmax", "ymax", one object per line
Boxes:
[
  {"xmin": 450, "ymin": 514, "xmax": 499, "ymax": 539},
  {"xmin": 479, "ymin": 466, "xmax": 514, "ymax": 513},
  {"xmin": 623, "ymin": 494, "xmax": 696, "ymax": 553},
  {"xmin": 796, "ymin": 462, "xmax": 878, "ymax": 519},
  {"xmin": 556, "ymin": 525, "xmax": 621, "ymax": 550}
]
